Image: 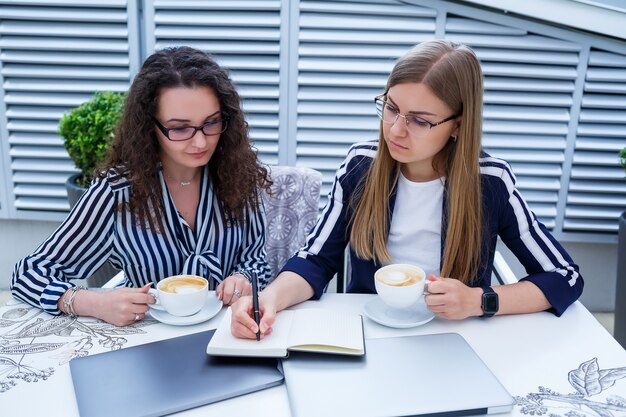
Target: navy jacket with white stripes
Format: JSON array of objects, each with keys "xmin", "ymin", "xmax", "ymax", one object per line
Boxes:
[
  {"xmin": 281, "ymin": 142, "xmax": 583, "ymax": 316},
  {"xmin": 11, "ymin": 167, "xmax": 270, "ymax": 316}
]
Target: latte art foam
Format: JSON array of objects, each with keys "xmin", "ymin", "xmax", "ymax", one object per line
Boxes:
[
  {"xmin": 159, "ymin": 276, "xmax": 206, "ymax": 294},
  {"xmin": 376, "ymin": 266, "xmax": 423, "ymax": 287},
  {"xmin": 384, "ymin": 271, "xmax": 409, "ymax": 284}
]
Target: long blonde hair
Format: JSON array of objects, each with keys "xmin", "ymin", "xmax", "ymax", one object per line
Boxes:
[{"xmin": 349, "ymin": 40, "xmax": 484, "ymax": 284}]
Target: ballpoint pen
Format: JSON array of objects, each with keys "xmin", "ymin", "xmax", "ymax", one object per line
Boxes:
[{"xmin": 252, "ymin": 271, "xmax": 261, "ymax": 341}]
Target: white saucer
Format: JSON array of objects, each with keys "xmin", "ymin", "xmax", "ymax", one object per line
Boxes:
[
  {"xmin": 148, "ymin": 293, "xmax": 223, "ymax": 326},
  {"xmin": 363, "ymin": 297, "xmax": 435, "ymax": 328}
]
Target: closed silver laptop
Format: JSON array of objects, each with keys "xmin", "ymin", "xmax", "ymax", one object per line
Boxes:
[
  {"xmin": 282, "ymin": 332, "xmax": 514, "ymax": 417},
  {"xmin": 70, "ymin": 329, "xmax": 284, "ymax": 417}
]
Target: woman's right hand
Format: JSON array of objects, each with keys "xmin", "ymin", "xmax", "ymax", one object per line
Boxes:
[
  {"xmin": 229, "ymin": 271, "xmax": 314, "ymax": 339},
  {"xmin": 72, "ymin": 284, "xmax": 155, "ymax": 327},
  {"xmin": 230, "ymin": 293, "xmax": 276, "ymax": 339}
]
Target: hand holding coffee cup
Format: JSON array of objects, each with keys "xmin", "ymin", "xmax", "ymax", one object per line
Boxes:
[
  {"xmin": 149, "ymin": 275, "xmax": 208, "ymax": 317},
  {"xmin": 374, "ymin": 264, "xmax": 427, "ymax": 309}
]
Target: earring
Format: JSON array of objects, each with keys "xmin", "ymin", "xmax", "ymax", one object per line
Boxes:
[{"xmin": 451, "ymin": 135, "xmax": 457, "ymax": 142}]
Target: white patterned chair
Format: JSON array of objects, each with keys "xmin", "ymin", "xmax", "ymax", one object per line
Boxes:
[{"xmin": 262, "ymin": 166, "xmax": 322, "ymax": 282}]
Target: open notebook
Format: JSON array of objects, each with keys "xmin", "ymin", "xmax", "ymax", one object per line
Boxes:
[{"xmin": 207, "ymin": 307, "xmax": 365, "ymax": 358}]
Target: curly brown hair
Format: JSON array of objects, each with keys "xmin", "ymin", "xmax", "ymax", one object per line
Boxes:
[{"xmin": 100, "ymin": 46, "xmax": 271, "ymax": 231}]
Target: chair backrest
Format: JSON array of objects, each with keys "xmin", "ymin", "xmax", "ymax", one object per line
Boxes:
[
  {"xmin": 262, "ymin": 166, "xmax": 322, "ymax": 282},
  {"xmin": 492, "ymin": 250, "xmax": 518, "ymax": 285}
]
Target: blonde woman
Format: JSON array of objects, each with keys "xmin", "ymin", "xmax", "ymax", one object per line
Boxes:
[{"xmin": 231, "ymin": 39, "xmax": 583, "ymax": 338}]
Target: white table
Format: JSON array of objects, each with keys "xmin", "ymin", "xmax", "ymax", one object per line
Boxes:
[{"xmin": 1, "ymin": 294, "xmax": 625, "ymax": 417}]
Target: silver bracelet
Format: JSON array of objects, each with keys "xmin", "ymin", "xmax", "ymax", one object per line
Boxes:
[
  {"xmin": 62, "ymin": 286, "xmax": 87, "ymax": 317},
  {"xmin": 235, "ymin": 269, "xmax": 253, "ymax": 283}
]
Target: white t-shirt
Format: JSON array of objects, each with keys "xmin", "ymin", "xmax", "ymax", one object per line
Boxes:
[{"xmin": 386, "ymin": 173, "xmax": 444, "ymax": 277}]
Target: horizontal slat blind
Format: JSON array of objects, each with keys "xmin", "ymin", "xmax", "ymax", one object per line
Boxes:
[
  {"xmin": 297, "ymin": 0, "xmax": 438, "ymax": 201},
  {"xmin": 0, "ymin": 0, "xmax": 134, "ymax": 216},
  {"xmin": 150, "ymin": 0, "xmax": 282, "ymax": 165},
  {"xmin": 565, "ymin": 50, "xmax": 626, "ymax": 232},
  {"xmin": 0, "ymin": 0, "xmax": 624, "ymax": 241}
]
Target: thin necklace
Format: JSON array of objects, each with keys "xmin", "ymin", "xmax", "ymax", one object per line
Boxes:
[{"xmin": 163, "ymin": 170, "xmax": 194, "ymax": 187}]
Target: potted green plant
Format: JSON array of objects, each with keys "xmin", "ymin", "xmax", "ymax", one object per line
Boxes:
[
  {"xmin": 58, "ymin": 91, "xmax": 125, "ymax": 207},
  {"xmin": 57, "ymin": 91, "xmax": 125, "ymax": 287}
]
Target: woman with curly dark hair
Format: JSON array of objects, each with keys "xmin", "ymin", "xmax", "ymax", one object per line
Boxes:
[{"xmin": 11, "ymin": 46, "xmax": 272, "ymax": 326}]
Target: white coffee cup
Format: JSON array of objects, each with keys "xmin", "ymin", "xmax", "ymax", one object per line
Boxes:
[
  {"xmin": 374, "ymin": 264, "xmax": 427, "ymax": 309},
  {"xmin": 149, "ymin": 275, "xmax": 208, "ymax": 317}
]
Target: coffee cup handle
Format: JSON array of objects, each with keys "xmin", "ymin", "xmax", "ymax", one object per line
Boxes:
[{"xmin": 147, "ymin": 288, "xmax": 164, "ymax": 310}]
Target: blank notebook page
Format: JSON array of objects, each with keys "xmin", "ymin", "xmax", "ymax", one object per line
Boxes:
[{"xmin": 288, "ymin": 309, "xmax": 363, "ymax": 351}]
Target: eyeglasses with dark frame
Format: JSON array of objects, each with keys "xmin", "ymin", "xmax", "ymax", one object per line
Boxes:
[
  {"xmin": 374, "ymin": 94, "xmax": 459, "ymax": 138},
  {"xmin": 152, "ymin": 115, "xmax": 229, "ymax": 141}
]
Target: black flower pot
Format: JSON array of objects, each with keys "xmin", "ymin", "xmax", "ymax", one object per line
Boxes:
[
  {"xmin": 64, "ymin": 172, "xmax": 119, "ymax": 287},
  {"xmin": 65, "ymin": 172, "xmax": 86, "ymax": 208}
]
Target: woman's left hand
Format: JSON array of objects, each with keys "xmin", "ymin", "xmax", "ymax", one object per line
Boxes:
[
  {"xmin": 216, "ymin": 274, "xmax": 252, "ymax": 305},
  {"xmin": 424, "ymin": 274, "xmax": 483, "ymax": 320}
]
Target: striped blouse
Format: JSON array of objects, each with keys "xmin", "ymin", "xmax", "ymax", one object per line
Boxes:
[{"xmin": 11, "ymin": 167, "xmax": 270, "ymax": 316}]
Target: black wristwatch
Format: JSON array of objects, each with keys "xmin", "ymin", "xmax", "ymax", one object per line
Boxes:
[{"xmin": 481, "ymin": 286, "xmax": 499, "ymax": 318}]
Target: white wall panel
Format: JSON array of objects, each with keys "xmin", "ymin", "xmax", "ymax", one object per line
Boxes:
[{"xmin": 565, "ymin": 48, "xmax": 626, "ymax": 232}]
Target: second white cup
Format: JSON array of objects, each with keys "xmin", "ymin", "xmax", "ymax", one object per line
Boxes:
[{"xmin": 374, "ymin": 264, "xmax": 426, "ymax": 309}]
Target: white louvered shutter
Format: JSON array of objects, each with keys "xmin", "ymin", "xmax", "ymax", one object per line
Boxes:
[
  {"xmin": 294, "ymin": 0, "xmax": 625, "ymax": 239},
  {"xmin": 0, "ymin": 0, "xmax": 138, "ymax": 220},
  {"xmin": 296, "ymin": 0, "xmax": 438, "ymax": 202},
  {"xmin": 566, "ymin": 50, "xmax": 626, "ymax": 233},
  {"xmin": 148, "ymin": 0, "xmax": 283, "ymax": 165},
  {"xmin": 0, "ymin": 0, "xmax": 624, "ymax": 241}
]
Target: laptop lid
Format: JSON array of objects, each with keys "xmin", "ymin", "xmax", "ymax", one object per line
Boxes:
[
  {"xmin": 282, "ymin": 332, "xmax": 514, "ymax": 417},
  {"xmin": 70, "ymin": 329, "xmax": 284, "ymax": 417}
]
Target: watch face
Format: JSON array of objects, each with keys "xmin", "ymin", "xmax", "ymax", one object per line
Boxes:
[{"xmin": 483, "ymin": 293, "xmax": 499, "ymax": 313}]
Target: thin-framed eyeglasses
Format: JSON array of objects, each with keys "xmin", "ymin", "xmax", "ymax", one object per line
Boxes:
[
  {"xmin": 374, "ymin": 94, "xmax": 459, "ymax": 138},
  {"xmin": 152, "ymin": 115, "xmax": 229, "ymax": 141}
]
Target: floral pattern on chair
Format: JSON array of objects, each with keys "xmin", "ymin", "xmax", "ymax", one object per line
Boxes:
[{"xmin": 262, "ymin": 166, "xmax": 322, "ymax": 282}]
